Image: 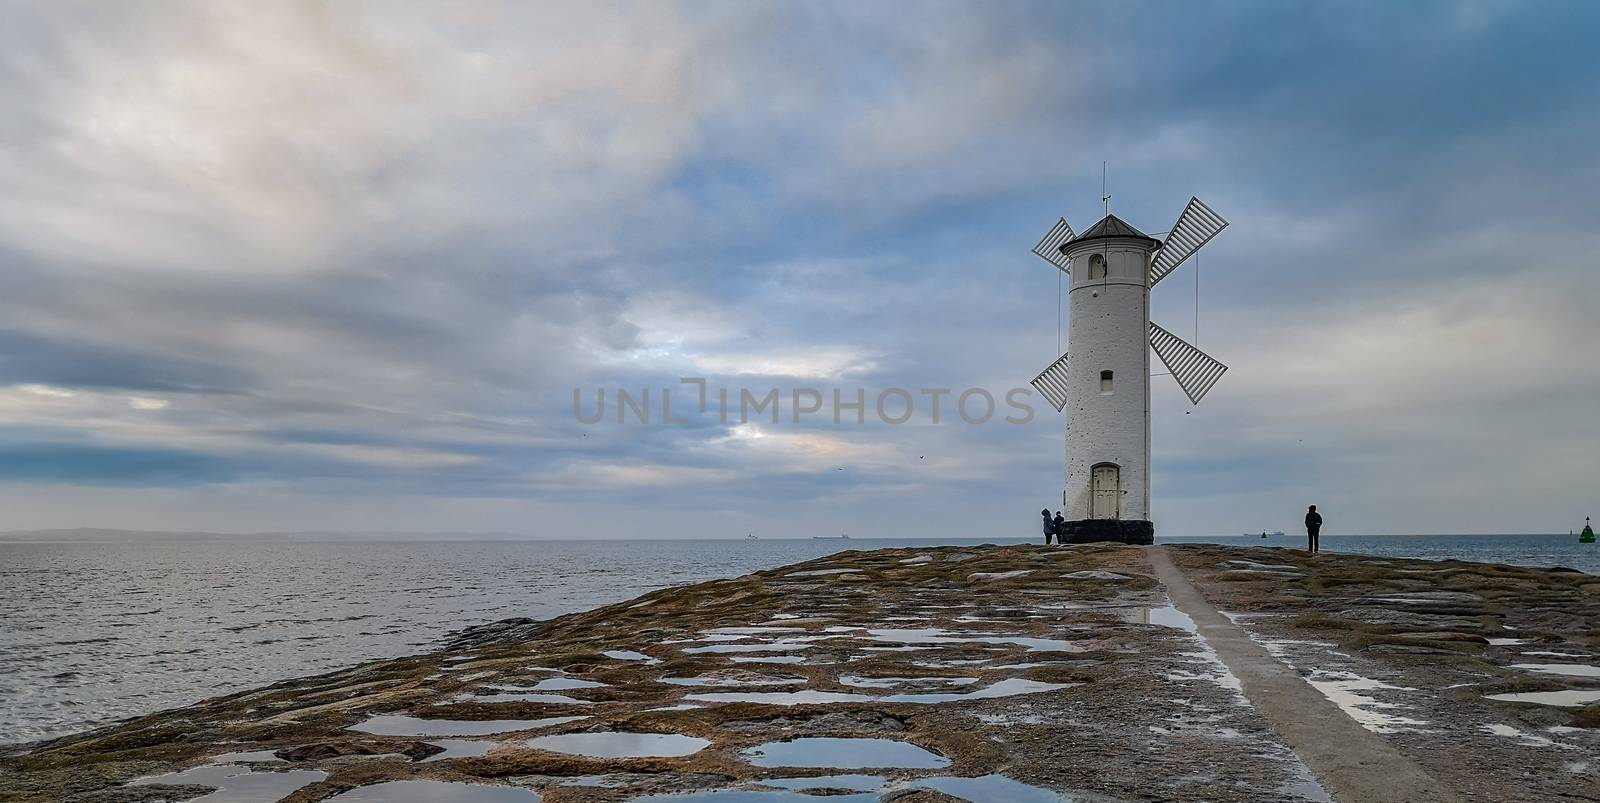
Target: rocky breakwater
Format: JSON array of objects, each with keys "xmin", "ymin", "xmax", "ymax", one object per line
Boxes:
[{"xmin": 1, "ymin": 543, "xmax": 1595, "ymax": 802}]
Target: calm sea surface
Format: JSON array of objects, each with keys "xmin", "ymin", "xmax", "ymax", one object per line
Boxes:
[{"xmin": 2, "ymin": 534, "xmax": 1593, "ymax": 744}]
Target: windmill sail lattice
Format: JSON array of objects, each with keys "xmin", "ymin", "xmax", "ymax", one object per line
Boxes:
[
  {"xmin": 1030, "ymin": 351, "xmax": 1072, "ymax": 412},
  {"xmin": 1148, "ymin": 322, "xmax": 1228, "ymax": 405},
  {"xmin": 1032, "ymin": 218, "xmax": 1076, "ymax": 274},
  {"xmin": 1149, "ymin": 197, "xmax": 1227, "ymax": 287}
]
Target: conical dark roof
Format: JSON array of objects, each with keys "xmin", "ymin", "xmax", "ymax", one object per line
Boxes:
[{"xmin": 1058, "ymin": 213, "xmax": 1160, "ymax": 253}]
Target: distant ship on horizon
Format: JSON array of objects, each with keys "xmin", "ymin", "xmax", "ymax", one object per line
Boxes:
[
  {"xmin": 813, "ymin": 533, "xmax": 851, "ymax": 540},
  {"xmin": 1247, "ymin": 531, "xmax": 1286, "ymax": 538}
]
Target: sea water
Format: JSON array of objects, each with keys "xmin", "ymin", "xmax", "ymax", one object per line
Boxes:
[{"xmin": 2, "ymin": 533, "xmax": 1591, "ymax": 744}]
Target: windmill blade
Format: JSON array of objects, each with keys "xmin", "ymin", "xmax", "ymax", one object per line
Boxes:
[
  {"xmin": 1030, "ymin": 351, "xmax": 1071, "ymax": 412},
  {"xmin": 1149, "ymin": 197, "xmax": 1227, "ymax": 287},
  {"xmin": 1032, "ymin": 218, "xmax": 1075, "ymax": 275},
  {"xmin": 1149, "ymin": 322, "xmax": 1227, "ymax": 405}
]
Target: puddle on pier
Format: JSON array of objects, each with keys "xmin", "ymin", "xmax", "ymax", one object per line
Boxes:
[
  {"xmin": 1482, "ymin": 723, "xmax": 1564, "ymax": 748},
  {"xmin": 604, "ymin": 650, "xmax": 661, "ymax": 664},
  {"xmin": 459, "ymin": 692, "xmax": 593, "ymax": 705},
  {"xmin": 129, "ymin": 764, "xmax": 327, "ymax": 802},
  {"xmin": 730, "ymin": 656, "xmax": 808, "ymax": 665},
  {"xmin": 1306, "ymin": 671, "xmax": 1429, "ymax": 733},
  {"xmin": 663, "ymin": 675, "xmax": 806, "ymax": 687},
  {"xmin": 684, "ymin": 643, "xmax": 816, "ymax": 654},
  {"xmin": 1487, "ymin": 689, "xmax": 1600, "ymax": 707},
  {"xmin": 524, "ymin": 731, "xmax": 712, "ymax": 758},
  {"xmin": 1145, "ymin": 607, "xmax": 1196, "ymax": 633},
  {"xmin": 327, "ymin": 780, "xmax": 540, "ymax": 801},
  {"xmin": 208, "ymin": 750, "xmax": 282, "ymax": 763},
  {"xmin": 685, "ymin": 677, "xmax": 1071, "ymax": 707},
  {"xmin": 865, "ymin": 628, "xmax": 1080, "ymax": 653},
  {"xmin": 742, "ymin": 737, "xmax": 949, "ymax": 769},
  {"xmin": 969, "ymin": 570, "xmax": 1032, "ymax": 581},
  {"xmin": 684, "ymin": 690, "xmax": 874, "ymax": 706},
  {"xmin": 908, "ymin": 774, "xmax": 1074, "ymax": 802},
  {"xmin": 522, "ymin": 677, "xmax": 607, "ymax": 690},
  {"xmin": 762, "ymin": 775, "xmax": 885, "ymax": 791},
  {"xmin": 1487, "ymin": 638, "xmax": 1527, "ymax": 646},
  {"xmin": 421, "ymin": 739, "xmax": 499, "ymax": 762},
  {"xmin": 1276, "ymin": 778, "xmax": 1334, "ymax": 802},
  {"xmin": 879, "ymin": 678, "xmax": 1073, "ymax": 704},
  {"xmin": 349, "ymin": 714, "xmax": 587, "ymax": 736},
  {"xmin": 1510, "ymin": 663, "xmax": 1600, "ymax": 678},
  {"xmin": 629, "ymin": 791, "xmax": 877, "ymax": 802},
  {"xmin": 839, "ymin": 675, "xmax": 978, "ymax": 689}
]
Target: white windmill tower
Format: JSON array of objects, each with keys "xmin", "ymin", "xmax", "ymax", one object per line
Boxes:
[{"xmin": 1029, "ymin": 196, "xmax": 1229, "ymax": 544}]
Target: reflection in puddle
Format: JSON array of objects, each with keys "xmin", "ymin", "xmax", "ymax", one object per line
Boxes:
[
  {"xmin": 604, "ymin": 650, "xmax": 661, "ymax": 664},
  {"xmin": 685, "ymin": 690, "xmax": 874, "ymax": 706},
  {"xmin": 460, "ymin": 693, "xmax": 593, "ymax": 705},
  {"xmin": 1510, "ymin": 663, "xmax": 1600, "ymax": 678},
  {"xmin": 742, "ymin": 737, "xmax": 950, "ymax": 769},
  {"xmin": 839, "ymin": 675, "xmax": 978, "ymax": 689},
  {"xmin": 1482, "ymin": 723, "xmax": 1563, "ymax": 747},
  {"xmin": 208, "ymin": 750, "xmax": 282, "ymax": 763},
  {"xmin": 129, "ymin": 764, "xmax": 327, "ymax": 802},
  {"xmin": 908, "ymin": 774, "xmax": 1071, "ymax": 802},
  {"xmin": 327, "ymin": 780, "xmax": 541, "ymax": 801},
  {"xmin": 1305, "ymin": 671, "xmax": 1428, "ymax": 733},
  {"xmin": 421, "ymin": 739, "xmax": 499, "ymax": 762},
  {"xmin": 1276, "ymin": 778, "xmax": 1335, "ymax": 802},
  {"xmin": 730, "ymin": 656, "xmax": 807, "ymax": 665},
  {"xmin": 1487, "ymin": 689, "xmax": 1600, "ymax": 707},
  {"xmin": 969, "ymin": 570, "xmax": 1032, "ymax": 581},
  {"xmin": 664, "ymin": 675, "xmax": 806, "ymax": 687},
  {"xmin": 1144, "ymin": 606, "xmax": 1198, "ymax": 632},
  {"xmin": 685, "ymin": 678, "xmax": 1070, "ymax": 707},
  {"xmin": 865, "ymin": 628, "xmax": 1080, "ymax": 653},
  {"xmin": 630, "ymin": 791, "xmax": 876, "ymax": 802},
  {"xmin": 526, "ymin": 677, "xmax": 608, "ymax": 690},
  {"xmin": 525, "ymin": 731, "xmax": 712, "ymax": 758},
  {"xmin": 349, "ymin": 714, "xmax": 587, "ymax": 736},
  {"xmin": 763, "ymin": 775, "xmax": 886, "ymax": 791},
  {"xmin": 879, "ymin": 677, "xmax": 1073, "ymax": 704},
  {"xmin": 684, "ymin": 643, "xmax": 816, "ymax": 654}
]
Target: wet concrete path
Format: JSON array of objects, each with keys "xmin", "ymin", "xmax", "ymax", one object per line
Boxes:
[{"xmin": 1148, "ymin": 546, "xmax": 1462, "ymax": 803}]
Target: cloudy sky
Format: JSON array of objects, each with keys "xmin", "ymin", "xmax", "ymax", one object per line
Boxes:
[{"xmin": 1, "ymin": 1, "xmax": 1596, "ymax": 538}]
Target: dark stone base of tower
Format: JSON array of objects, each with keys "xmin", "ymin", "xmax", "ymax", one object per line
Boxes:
[{"xmin": 1058, "ymin": 519, "xmax": 1155, "ymax": 545}]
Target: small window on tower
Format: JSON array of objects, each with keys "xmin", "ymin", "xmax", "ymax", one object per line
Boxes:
[
  {"xmin": 1100, "ymin": 370, "xmax": 1114, "ymax": 394},
  {"xmin": 1087, "ymin": 254, "xmax": 1106, "ymax": 280}
]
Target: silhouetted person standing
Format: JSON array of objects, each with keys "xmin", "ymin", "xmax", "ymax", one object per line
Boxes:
[
  {"xmin": 1305, "ymin": 505, "xmax": 1323, "ymax": 554},
  {"xmin": 1041, "ymin": 508, "xmax": 1054, "ymax": 545},
  {"xmin": 1052, "ymin": 511, "xmax": 1066, "ymax": 543}
]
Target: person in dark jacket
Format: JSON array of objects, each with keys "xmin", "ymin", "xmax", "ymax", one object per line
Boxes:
[
  {"xmin": 1052, "ymin": 511, "xmax": 1066, "ymax": 542},
  {"xmin": 1041, "ymin": 508, "xmax": 1055, "ymax": 545},
  {"xmin": 1305, "ymin": 505, "xmax": 1323, "ymax": 554}
]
